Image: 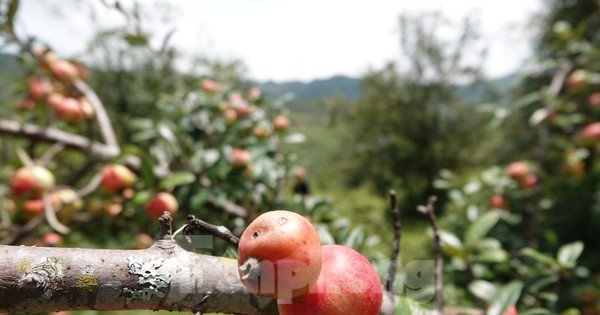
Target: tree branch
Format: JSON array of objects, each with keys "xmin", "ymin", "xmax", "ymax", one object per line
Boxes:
[
  {"xmin": 384, "ymin": 190, "xmax": 402, "ymax": 293},
  {"xmin": 0, "ymin": 240, "xmax": 278, "ymax": 314},
  {"xmin": 417, "ymin": 196, "xmax": 443, "ymax": 314},
  {"xmin": 0, "ymin": 119, "xmax": 119, "ymax": 160}
]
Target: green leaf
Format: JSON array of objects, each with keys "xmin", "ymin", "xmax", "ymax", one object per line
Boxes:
[
  {"xmin": 520, "ymin": 247, "xmax": 557, "ymax": 266},
  {"xmin": 468, "ymin": 280, "xmax": 498, "ymax": 302},
  {"xmin": 131, "ymin": 190, "xmax": 153, "ymax": 205},
  {"xmin": 139, "ymin": 154, "xmax": 157, "ymax": 189},
  {"xmin": 159, "ymin": 171, "xmax": 196, "ymax": 189},
  {"xmin": 343, "ymin": 227, "xmax": 364, "ymax": 249},
  {"xmin": 486, "ymin": 280, "xmax": 523, "ymax": 315},
  {"xmin": 527, "ymin": 275, "xmax": 559, "ymax": 293},
  {"xmin": 519, "ymin": 308, "xmax": 551, "ymax": 315},
  {"xmin": 6, "ymin": 0, "xmax": 20, "ymax": 33},
  {"xmin": 438, "ymin": 230, "xmax": 464, "ymax": 257},
  {"xmin": 464, "ymin": 210, "xmax": 502, "ymax": 246},
  {"xmin": 557, "ymin": 241, "xmax": 584, "ymax": 269},
  {"xmin": 394, "ymin": 295, "xmax": 428, "ymax": 315},
  {"xmin": 124, "ymin": 33, "xmax": 148, "ymax": 46},
  {"xmin": 473, "ymin": 248, "xmax": 509, "ymax": 263}
]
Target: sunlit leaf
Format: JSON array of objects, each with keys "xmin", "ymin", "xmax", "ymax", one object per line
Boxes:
[
  {"xmin": 486, "ymin": 280, "xmax": 523, "ymax": 315},
  {"xmin": 557, "ymin": 241, "xmax": 584, "ymax": 269},
  {"xmin": 464, "ymin": 210, "xmax": 502, "ymax": 247},
  {"xmin": 159, "ymin": 171, "xmax": 196, "ymax": 189},
  {"xmin": 468, "ymin": 280, "xmax": 498, "ymax": 302},
  {"xmin": 124, "ymin": 33, "xmax": 148, "ymax": 46}
]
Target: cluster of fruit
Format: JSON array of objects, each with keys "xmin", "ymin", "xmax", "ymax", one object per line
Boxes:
[
  {"xmin": 18, "ymin": 48, "xmax": 94, "ymax": 122},
  {"xmin": 237, "ymin": 210, "xmax": 383, "ymax": 314}
]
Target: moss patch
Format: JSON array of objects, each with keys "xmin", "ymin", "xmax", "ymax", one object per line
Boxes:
[
  {"xmin": 76, "ymin": 274, "xmax": 99, "ymax": 292},
  {"xmin": 15, "ymin": 257, "xmax": 32, "ymax": 273}
]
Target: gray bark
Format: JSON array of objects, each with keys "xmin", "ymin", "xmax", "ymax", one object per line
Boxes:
[{"xmin": 0, "ymin": 239, "xmax": 277, "ymax": 314}]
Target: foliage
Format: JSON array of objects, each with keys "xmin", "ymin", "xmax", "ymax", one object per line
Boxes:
[{"xmin": 339, "ymin": 13, "xmax": 502, "ymax": 213}]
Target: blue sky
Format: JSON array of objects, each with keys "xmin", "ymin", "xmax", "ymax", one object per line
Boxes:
[{"xmin": 16, "ymin": 0, "xmax": 542, "ymax": 82}]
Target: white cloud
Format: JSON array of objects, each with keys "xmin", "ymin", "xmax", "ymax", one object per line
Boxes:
[{"xmin": 12, "ymin": 0, "xmax": 542, "ymax": 82}]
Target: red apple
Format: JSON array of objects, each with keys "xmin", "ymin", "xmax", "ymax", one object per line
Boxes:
[
  {"xmin": 10, "ymin": 166, "xmax": 55, "ymax": 198},
  {"xmin": 100, "ymin": 164, "xmax": 137, "ymax": 192},
  {"xmin": 520, "ymin": 174, "xmax": 538, "ymax": 188},
  {"xmin": 502, "ymin": 305, "xmax": 518, "ymax": 315},
  {"xmin": 247, "ymin": 86, "xmax": 262, "ymax": 100},
  {"xmin": 27, "ymin": 76, "xmax": 52, "ymax": 102},
  {"xmin": 238, "ymin": 210, "xmax": 323, "ymax": 299},
  {"xmin": 22, "ymin": 195, "xmax": 60, "ymax": 216},
  {"xmin": 588, "ymin": 93, "xmax": 600, "ymax": 108},
  {"xmin": 566, "ymin": 70, "xmax": 588, "ymax": 92},
  {"xmin": 200, "ymin": 79, "xmax": 220, "ymax": 93},
  {"xmin": 273, "ymin": 115, "xmax": 290, "ymax": 131},
  {"xmin": 48, "ymin": 59, "xmax": 79, "ymax": 82},
  {"xmin": 78, "ymin": 97, "xmax": 95, "ymax": 119},
  {"xmin": 231, "ymin": 148, "xmax": 251, "ymax": 167},
  {"xmin": 506, "ymin": 162, "xmax": 529, "ymax": 180},
  {"xmin": 575, "ymin": 122, "xmax": 600, "ymax": 146},
  {"xmin": 145, "ymin": 192, "xmax": 178, "ymax": 220},
  {"xmin": 253, "ymin": 125, "xmax": 270, "ymax": 139},
  {"xmin": 277, "ymin": 244, "xmax": 383, "ymax": 315},
  {"xmin": 42, "ymin": 232, "xmax": 64, "ymax": 247},
  {"xmin": 223, "ymin": 108, "xmax": 238, "ymax": 124},
  {"xmin": 134, "ymin": 233, "xmax": 154, "ymax": 249},
  {"xmin": 489, "ymin": 194, "xmax": 507, "ymax": 210},
  {"xmin": 47, "ymin": 93, "xmax": 86, "ymax": 122}
]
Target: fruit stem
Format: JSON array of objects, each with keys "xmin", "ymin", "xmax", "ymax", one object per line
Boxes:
[{"xmin": 239, "ymin": 257, "xmax": 261, "ymax": 281}]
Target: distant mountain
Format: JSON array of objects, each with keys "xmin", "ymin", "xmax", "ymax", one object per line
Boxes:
[
  {"xmin": 259, "ymin": 73, "xmax": 517, "ymax": 111},
  {"xmin": 258, "ymin": 75, "xmax": 362, "ymax": 103}
]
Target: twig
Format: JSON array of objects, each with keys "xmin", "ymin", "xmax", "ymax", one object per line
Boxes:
[
  {"xmin": 76, "ymin": 172, "xmax": 102, "ymax": 198},
  {"xmin": 385, "ymin": 190, "xmax": 402, "ymax": 293},
  {"xmin": 1, "ymin": 216, "xmax": 45, "ymax": 245},
  {"xmin": 417, "ymin": 196, "xmax": 443, "ymax": 314},
  {"xmin": 42, "ymin": 192, "xmax": 70, "ymax": 234},
  {"xmin": 71, "ymin": 78, "xmax": 120, "ymax": 155},
  {"xmin": 38, "ymin": 143, "xmax": 66, "ymax": 166},
  {"xmin": 159, "ymin": 211, "xmax": 173, "ymax": 239},
  {"xmin": 0, "ymin": 119, "xmax": 119, "ymax": 160},
  {"xmin": 183, "ymin": 215, "xmax": 240, "ymax": 245}
]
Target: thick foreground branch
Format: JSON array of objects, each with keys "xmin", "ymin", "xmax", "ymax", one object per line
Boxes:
[{"xmin": 0, "ymin": 239, "xmax": 277, "ymax": 314}]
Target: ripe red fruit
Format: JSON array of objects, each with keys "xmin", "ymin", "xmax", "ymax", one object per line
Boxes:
[
  {"xmin": 489, "ymin": 194, "xmax": 507, "ymax": 210},
  {"xmin": 10, "ymin": 166, "xmax": 55, "ymax": 198},
  {"xmin": 27, "ymin": 76, "xmax": 52, "ymax": 102},
  {"xmin": 520, "ymin": 174, "xmax": 538, "ymax": 188},
  {"xmin": 273, "ymin": 115, "xmax": 291, "ymax": 132},
  {"xmin": 502, "ymin": 305, "xmax": 518, "ymax": 315},
  {"xmin": 42, "ymin": 232, "xmax": 64, "ymax": 247},
  {"xmin": 588, "ymin": 93, "xmax": 600, "ymax": 108},
  {"xmin": 238, "ymin": 210, "xmax": 322, "ymax": 299},
  {"xmin": 200, "ymin": 78, "xmax": 220, "ymax": 93},
  {"xmin": 48, "ymin": 59, "xmax": 79, "ymax": 82},
  {"xmin": 47, "ymin": 93, "xmax": 87, "ymax": 122},
  {"xmin": 506, "ymin": 161, "xmax": 529, "ymax": 180},
  {"xmin": 100, "ymin": 164, "xmax": 137, "ymax": 192},
  {"xmin": 566, "ymin": 70, "xmax": 588, "ymax": 91},
  {"xmin": 145, "ymin": 192, "xmax": 178, "ymax": 220},
  {"xmin": 277, "ymin": 244, "xmax": 383, "ymax": 315},
  {"xmin": 231, "ymin": 148, "xmax": 251, "ymax": 167},
  {"xmin": 22, "ymin": 195, "xmax": 60, "ymax": 216},
  {"xmin": 223, "ymin": 108, "xmax": 238, "ymax": 124},
  {"xmin": 575, "ymin": 122, "xmax": 600, "ymax": 146},
  {"xmin": 247, "ymin": 86, "xmax": 262, "ymax": 100}
]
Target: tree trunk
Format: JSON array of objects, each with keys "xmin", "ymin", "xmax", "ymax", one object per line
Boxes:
[{"xmin": 0, "ymin": 238, "xmax": 277, "ymax": 314}]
